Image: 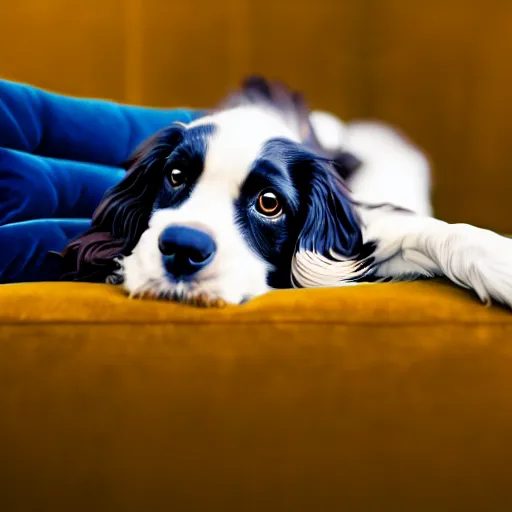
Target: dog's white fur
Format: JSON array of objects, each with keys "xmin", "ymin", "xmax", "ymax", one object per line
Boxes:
[
  {"xmin": 304, "ymin": 111, "xmax": 512, "ymax": 307},
  {"xmin": 365, "ymin": 208, "xmax": 512, "ymax": 306},
  {"xmin": 121, "ymin": 106, "xmax": 512, "ymax": 308},
  {"xmin": 310, "ymin": 112, "xmax": 432, "ymax": 216}
]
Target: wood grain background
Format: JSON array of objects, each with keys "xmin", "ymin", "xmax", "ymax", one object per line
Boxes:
[{"xmin": 1, "ymin": 0, "xmax": 511, "ymax": 231}]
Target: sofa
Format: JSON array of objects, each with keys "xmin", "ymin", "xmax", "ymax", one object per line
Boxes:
[
  {"xmin": 2, "ymin": 278, "xmax": 512, "ymax": 510},
  {"xmin": 2, "ymin": 68, "xmax": 512, "ymax": 509}
]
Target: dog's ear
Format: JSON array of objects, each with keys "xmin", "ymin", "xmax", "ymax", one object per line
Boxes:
[
  {"xmin": 60, "ymin": 125, "xmax": 184, "ymax": 282},
  {"xmin": 291, "ymin": 154, "xmax": 369, "ymax": 288}
]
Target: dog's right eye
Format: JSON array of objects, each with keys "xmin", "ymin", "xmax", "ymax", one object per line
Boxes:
[{"xmin": 169, "ymin": 169, "xmax": 185, "ymax": 188}]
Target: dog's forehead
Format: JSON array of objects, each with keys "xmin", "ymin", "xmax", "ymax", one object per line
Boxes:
[{"xmin": 187, "ymin": 106, "xmax": 299, "ymax": 189}]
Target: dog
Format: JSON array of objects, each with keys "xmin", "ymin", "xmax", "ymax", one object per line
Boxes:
[{"xmin": 61, "ymin": 77, "xmax": 512, "ymax": 308}]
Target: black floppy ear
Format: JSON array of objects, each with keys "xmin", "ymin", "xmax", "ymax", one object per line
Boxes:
[
  {"xmin": 60, "ymin": 125, "xmax": 184, "ymax": 282},
  {"xmin": 291, "ymin": 154, "xmax": 368, "ymax": 288}
]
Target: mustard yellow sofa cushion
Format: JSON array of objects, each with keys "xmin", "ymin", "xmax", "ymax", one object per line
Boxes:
[{"xmin": 1, "ymin": 281, "xmax": 512, "ymax": 511}]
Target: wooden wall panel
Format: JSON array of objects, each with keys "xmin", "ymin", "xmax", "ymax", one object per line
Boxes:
[
  {"xmin": 245, "ymin": 0, "xmax": 362, "ymax": 118},
  {"xmin": 0, "ymin": 0, "xmax": 126, "ymax": 101},
  {"xmin": 358, "ymin": 0, "xmax": 512, "ymax": 230},
  {"xmin": 138, "ymin": 0, "xmax": 363, "ymax": 116},
  {"xmin": 137, "ymin": 0, "xmax": 240, "ymax": 108},
  {"xmin": 0, "ymin": 0, "xmax": 511, "ymax": 231}
]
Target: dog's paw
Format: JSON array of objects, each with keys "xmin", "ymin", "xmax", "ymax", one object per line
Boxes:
[
  {"xmin": 444, "ymin": 225, "xmax": 512, "ymax": 308},
  {"xmin": 105, "ymin": 258, "xmax": 125, "ymax": 285},
  {"xmin": 106, "ymin": 273, "xmax": 124, "ymax": 285}
]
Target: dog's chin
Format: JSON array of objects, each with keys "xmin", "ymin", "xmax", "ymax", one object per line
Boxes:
[
  {"xmin": 117, "ymin": 255, "xmax": 267, "ymax": 306},
  {"xmin": 127, "ymin": 279, "xmax": 232, "ymax": 308},
  {"xmin": 128, "ymin": 278, "xmax": 263, "ymax": 306}
]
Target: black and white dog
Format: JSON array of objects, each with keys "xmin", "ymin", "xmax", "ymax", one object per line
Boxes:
[{"xmin": 61, "ymin": 77, "xmax": 512, "ymax": 307}]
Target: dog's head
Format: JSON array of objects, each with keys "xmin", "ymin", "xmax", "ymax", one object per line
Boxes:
[{"xmin": 61, "ymin": 104, "xmax": 365, "ymax": 305}]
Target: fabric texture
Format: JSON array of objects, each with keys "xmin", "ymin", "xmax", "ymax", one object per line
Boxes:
[
  {"xmin": 0, "ymin": 219, "xmax": 91, "ymax": 283},
  {"xmin": 1, "ymin": 280, "xmax": 512, "ymax": 511},
  {"xmin": 0, "ymin": 79, "xmax": 201, "ymax": 282}
]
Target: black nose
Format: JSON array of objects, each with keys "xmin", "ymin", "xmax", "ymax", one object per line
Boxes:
[{"xmin": 158, "ymin": 226, "xmax": 216, "ymax": 278}]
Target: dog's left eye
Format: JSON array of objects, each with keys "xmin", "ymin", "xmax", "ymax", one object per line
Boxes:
[
  {"xmin": 256, "ymin": 190, "xmax": 283, "ymax": 218},
  {"xmin": 169, "ymin": 169, "xmax": 185, "ymax": 188}
]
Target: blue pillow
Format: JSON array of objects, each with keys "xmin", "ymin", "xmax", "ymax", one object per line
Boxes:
[
  {"xmin": 0, "ymin": 79, "xmax": 203, "ymax": 283},
  {"xmin": 0, "ymin": 219, "xmax": 91, "ymax": 283}
]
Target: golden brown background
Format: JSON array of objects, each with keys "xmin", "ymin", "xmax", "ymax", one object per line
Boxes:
[{"xmin": 1, "ymin": 0, "xmax": 511, "ymax": 231}]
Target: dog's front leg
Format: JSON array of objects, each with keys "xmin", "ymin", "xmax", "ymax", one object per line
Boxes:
[{"xmin": 361, "ymin": 206, "xmax": 512, "ymax": 307}]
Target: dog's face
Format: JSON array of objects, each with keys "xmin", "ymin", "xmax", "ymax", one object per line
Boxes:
[{"xmin": 62, "ymin": 107, "xmax": 364, "ymax": 305}]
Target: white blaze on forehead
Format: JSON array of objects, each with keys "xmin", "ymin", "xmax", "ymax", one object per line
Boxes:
[{"xmin": 189, "ymin": 106, "xmax": 299, "ymax": 196}]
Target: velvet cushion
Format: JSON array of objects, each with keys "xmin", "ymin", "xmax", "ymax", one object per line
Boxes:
[
  {"xmin": 0, "ymin": 219, "xmax": 91, "ymax": 283},
  {"xmin": 0, "ymin": 79, "xmax": 201, "ymax": 283},
  {"xmin": 0, "ymin": 79, "xmax": 199, "ymax": 164},
  {"xmin": 0, "ymin": 149, "xmax": 123, "ymax": 225},
  {"xmin": 1, "ymin": 279, "xmax": 512, "ymax": 510}
]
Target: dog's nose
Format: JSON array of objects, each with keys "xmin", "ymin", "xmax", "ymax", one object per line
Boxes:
[{"xmin": 158, "ymin": 225, "xmax": 216, "ymax": 278}]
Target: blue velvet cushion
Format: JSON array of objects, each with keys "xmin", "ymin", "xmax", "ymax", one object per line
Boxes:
[{"xmin": 0, "ymin": 79, "xmax": 202, "ymax": 283}]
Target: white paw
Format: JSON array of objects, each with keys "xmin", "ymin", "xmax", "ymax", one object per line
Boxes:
[{"xmin": 442, "ymin": 225, "xmax": 512, "ymax": 308}]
